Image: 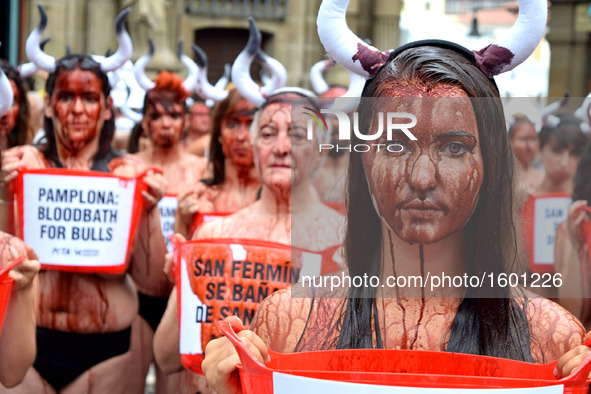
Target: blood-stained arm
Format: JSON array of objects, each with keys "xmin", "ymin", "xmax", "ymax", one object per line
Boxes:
[
  {"xmin": 526, "ymin": 295, "xmax": 586, "ymax": 366},
  {"xmin": 0, "ymin": 233, "xmax": 40, "ymax": 387},
  {"xmin": 111, "ymin": 158, "xmax": 169, "ymax": 293}
]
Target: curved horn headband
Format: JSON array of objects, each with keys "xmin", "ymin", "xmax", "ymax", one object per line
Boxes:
[
  {"xmin": 18, "ymin": 37, "xmax": 51, "ymax": 77},
  {"xmin": 317, "ymin": 0, "xmax": 389, "ymax": 79},
  {"xmin": 100, "ymin": 8, "xmax": 133, "ymax": 73},
  {"xmin": 231, "ymin": 17, "xmax": 266, "ymax": 107},
  {"xmin": 575, "ymin": 92, "xmax": 591, "ymax": 128},
  {"xmin": 25, "ymin": 4, "xmax": 56, "ymax": 72},
  {"xmin": 133, "ymin": 39, "xmax": 156, "ymax": 91},
  {"xmin": 473, "ymin": 0, "xmax": 547, "ymax": 78},
  {"xmin": 192, "ymin": 44, "xmax": 229, "ymax": 102},
  {"xmin": 310, "ymin": 59, "xmax": 335, "ymax": 95},
  {"xmin": 0, "ymin": 74, "xmax": 13, "ymax": 118},
  {"xmin": 541, "ymin": 92, "xmax": 569, "ymax": 126},
  {"xmin": 177, "ymin": 40, "xmax": 199, "ymax": 93},
  {"xmin": 206, "ymin": 63, "xmax": 231, "ymax": 108},
  {"xmin": 318, "ymin": 0, "xmax": 547, "ymax": 80},
  {"xmin": 256, "ymin": 50, "xmax": 287, "ymax": 97}
]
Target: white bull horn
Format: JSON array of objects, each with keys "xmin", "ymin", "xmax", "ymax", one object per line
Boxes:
[
  {"xmin": 177, "ymin": 40, "xmax": 199, "ymax": 93},
  {"xmin": 133, "ymin": 39, "xmax": 156, "ymax": 91},
  {"xmin": 192, "ymin": 44, "xmax": 229, "ymax": 102},
  {"xmin": 231, "ymin": 17, "xmax": 266, "ymax": 107},
  {"xmin": 99, "ymin": 8, "xmax": 133, "ymax": 73},
  {"xmin": 310, "ymin": 59, "xmax": 335, "ymax": 95},
  {"xmin": 25, "ymin": 4, "xmax": 56, "ymax": 72}
]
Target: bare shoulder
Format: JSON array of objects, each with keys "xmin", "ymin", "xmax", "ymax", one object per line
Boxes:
[
  {"xmin": 523, "ymin": 294, "xmax": 585, "ymax": 362},
  {"xmin": 250, "ymin": 286, "xmax": 313, "ymax": 353},
  {"xmin": 0, "ymin": 231, "xmax": 26, "ymax": 265}
]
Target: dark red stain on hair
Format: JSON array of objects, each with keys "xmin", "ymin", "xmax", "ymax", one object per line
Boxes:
[
  {"xmin": 472, "ymin": 44, "xmax": 514, "ymax": 78},
  {"xmin": 352, "ymin": 43, "xmax": 389, "ymax": 77}
]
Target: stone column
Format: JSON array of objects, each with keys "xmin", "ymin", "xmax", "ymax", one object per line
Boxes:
[
  {"xmin": 373, "ymin": 0, "xmax": 402, "ymax": 51},
  {"xmin": 547, "ymin": 0, "xmax": 591, "ymax": 98},
  {"xmin": 121, "ymin": 0, "xmax": 180, "ymax": 71}
]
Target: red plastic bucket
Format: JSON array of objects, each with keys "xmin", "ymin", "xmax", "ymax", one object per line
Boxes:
[
  {"xmin": 219, "ymin": 321, "xmax": 591, "ymax": 393},
  {"xmin": 171, "ymin": 238, "xmax": 341, "ymax": 374},
  {"xmin": 0, "ymin": 257, "xmax": 23, "ymax": 336}
]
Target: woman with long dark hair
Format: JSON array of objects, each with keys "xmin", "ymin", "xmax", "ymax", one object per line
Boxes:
[
  {"xmin": 174, "ymin": 88, "xmax": 260, "ymax": 238},
  {"xmin": 201, "ymin": 0, "xmax": 590, "ymax": 392}
]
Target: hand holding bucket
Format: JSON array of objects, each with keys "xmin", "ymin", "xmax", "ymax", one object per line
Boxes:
[
  {"xmin": 0, "ymin": 256, "xmax": 25, "ymax": 336},
  {"xmin": 217, "ymin": 320, "xmax": 591, "ymax": 393}
]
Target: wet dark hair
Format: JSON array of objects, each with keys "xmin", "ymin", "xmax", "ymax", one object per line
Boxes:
[
  {"xmin": 539, "ymin": 121, "xmax": 586, "ymax": 156},
  {"xmin": 335, "ymin": 46, "xmax": 533, "ymax": 361},
  {"xmin": 42, "ymin": 55, "xmax": 114, "ymax": 162},
  {"xmin": 127, "ymin": 122, "xmax": 144, "ymax": 154},
  {"xmin": 0, "ymin": 59, "xmax": 33, "ymax": 148},
  {"xmin": 572, "ymin": 137, "xmax": 591, "ymax": 203}
]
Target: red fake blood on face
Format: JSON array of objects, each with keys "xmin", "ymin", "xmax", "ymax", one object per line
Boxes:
[
  {"xmin": 352, "ymin": 43, "xmax": 389, "ymax": 76},
  {"xmin": 387, "ymin": 229, "xmax": 407, "ymax": 349},
  {"xmin": 409, "ymin": 244, "xmax": 426, "ymax": 349}
]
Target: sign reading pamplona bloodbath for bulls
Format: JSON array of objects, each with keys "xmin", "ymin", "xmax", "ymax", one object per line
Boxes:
[{"xmin": 16, "ymin": 168, "xmax": 146, "ymax": 274}]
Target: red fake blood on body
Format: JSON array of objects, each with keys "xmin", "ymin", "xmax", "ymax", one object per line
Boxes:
[
  {"xmin": 352, "ymin": 43, "xmax": 389, "ymax": 76},
  {"xmin": 409, "ymin": 244, "xmax": 426, "ymax": 349},
  {"xmin": 387, "ymin": 229, "xmax": 407, "ymax": 349}
]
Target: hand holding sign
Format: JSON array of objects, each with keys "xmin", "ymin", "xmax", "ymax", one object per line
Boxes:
[
  {"xmin": 8, "ymin": 245, "xmax": 40, "ymax": 292},
  {"xmin": 1, "ymin": 146, "xmax": 46, "ymax": 184},
  {"xmin": 202, "ymin": 316, "xmax": 269, "ymax": 394},
  {"xmin": 175, "ymin": 183, "xmax": 215, "ymax": 238},
  {"xmin": 141, "ymin": 169, "xmax": 168, "ymax": 209},
  {"xmin": 566, "ymin": 201, "xmax": 590, "ymax": 251}
]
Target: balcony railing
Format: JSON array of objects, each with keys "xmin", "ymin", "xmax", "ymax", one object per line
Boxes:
[{"xmin": 186, "ymin": 0, "xmax": 289, "ymax": 20}]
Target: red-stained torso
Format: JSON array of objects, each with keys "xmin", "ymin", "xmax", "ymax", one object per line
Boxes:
[{"xmin": 251, "ymin": 287, "xmax": 584, "ymax": 363}]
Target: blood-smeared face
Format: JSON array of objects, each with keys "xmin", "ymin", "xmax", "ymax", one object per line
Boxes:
[
  {"xmin": 254, "ymin": 102, "xmax": 320, "ymax": 191},
  {"xmin": 46, "ymin": 69, "xmax": 111, "ymax": 152},
  {"xmin": 0, "ymin": 80, "xmax": 20, "ymax": 137},
  {"xmin": 363, "ymin": 85, "xmax": 484, "ymax": 244},
  {"xmin": 143, "ymin": 101, "xmax": 185, "ymax": 149},
  {"xmin": 511, "ymin": 122, "xmax": 538, "ymax": 167},
  {"xmin": 220, "ymin": 99, "xmax": 255, "ymax": 167}
]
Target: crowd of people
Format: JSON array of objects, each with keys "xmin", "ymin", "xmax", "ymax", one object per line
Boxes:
[{"xmin": 0, "ymin": 0, "xmax": 591, "ymax": 393}]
